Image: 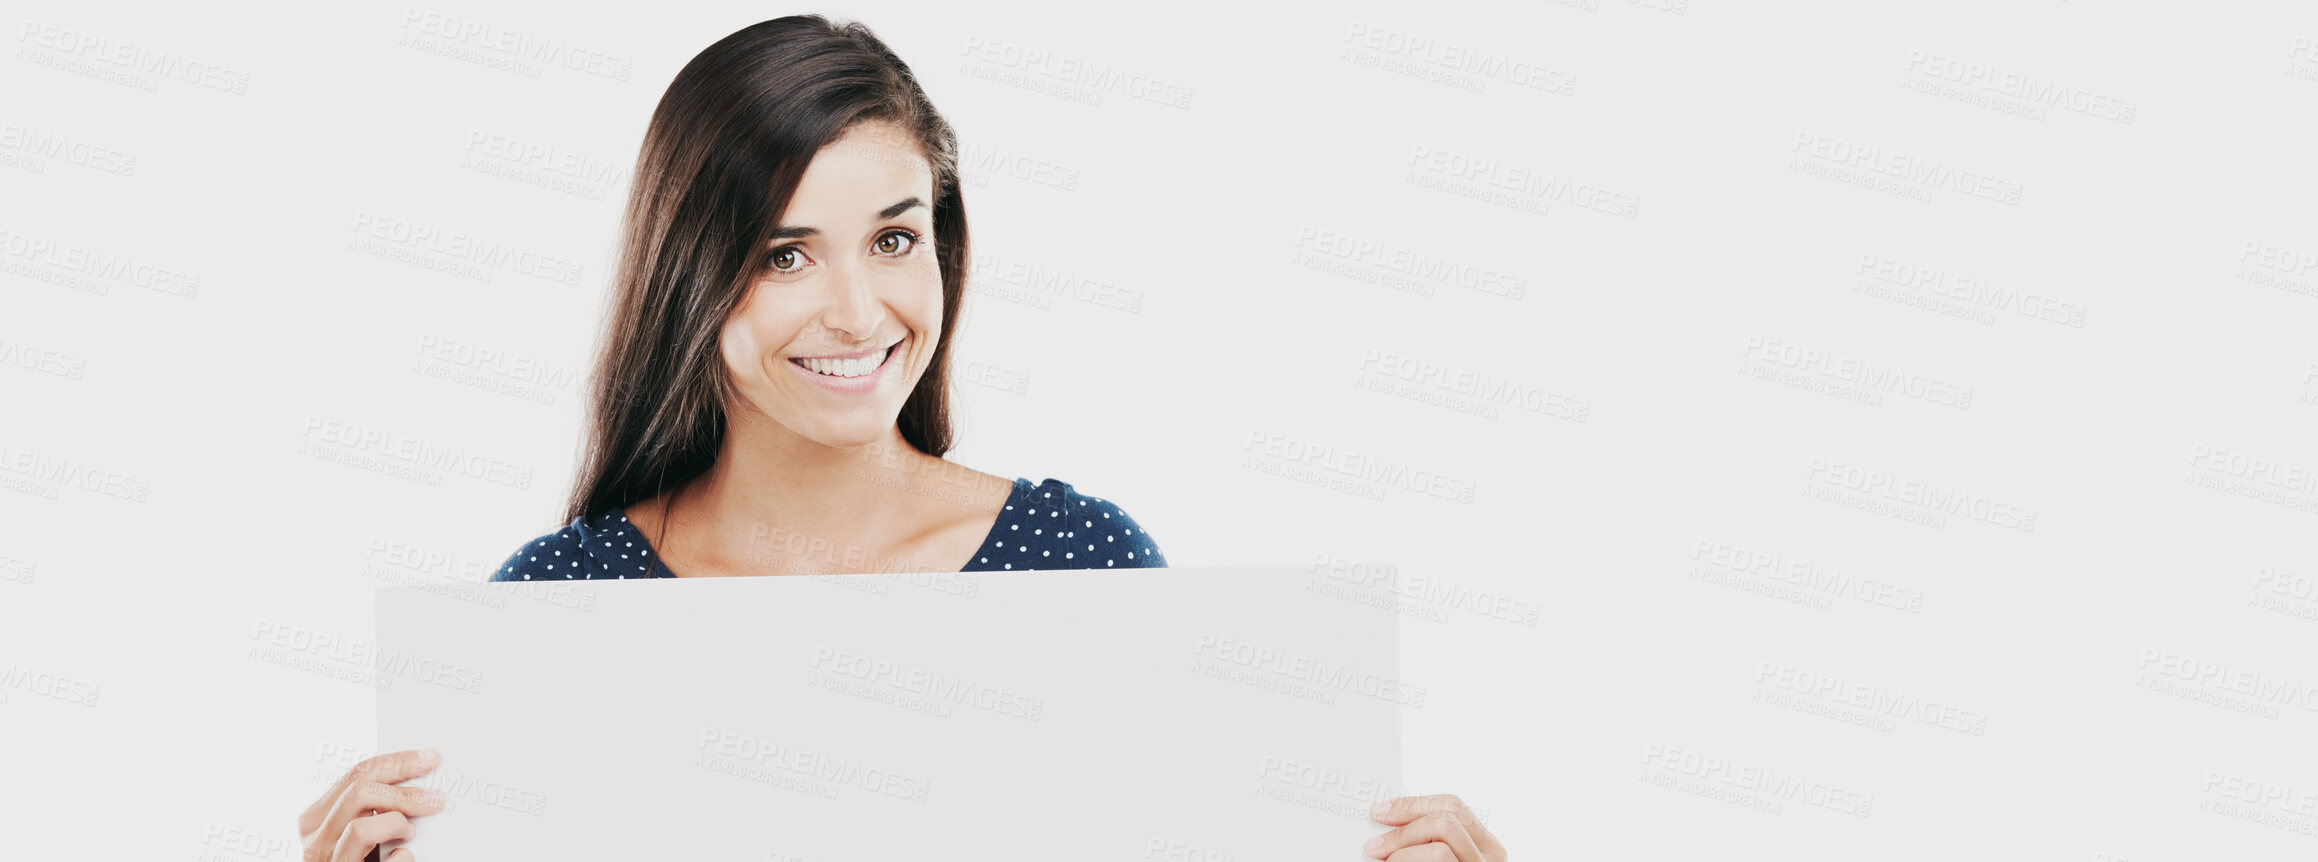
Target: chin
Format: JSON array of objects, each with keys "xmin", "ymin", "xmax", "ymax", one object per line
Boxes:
[{"xmin": 790, "ymin": 413, "xmax": 903, "ymax": 450}]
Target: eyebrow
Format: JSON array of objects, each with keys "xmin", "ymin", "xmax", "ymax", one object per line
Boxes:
[{"xmin": 768, "ymin": 197, "xmax": 927, "ymax": 240}]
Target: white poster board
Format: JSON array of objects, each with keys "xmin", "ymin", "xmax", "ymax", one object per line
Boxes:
[{"xmin": 377, "ymin": 565, "xmax": 1406, "ymax": 860}]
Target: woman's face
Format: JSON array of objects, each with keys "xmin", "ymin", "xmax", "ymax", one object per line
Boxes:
[{"xmin": 719, "ymin": 120, "xmax": 942, "ymax": 449}]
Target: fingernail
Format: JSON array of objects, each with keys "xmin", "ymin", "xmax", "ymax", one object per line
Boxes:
[
  {"xmin": 416, "ymin": 748, "xmax": 439, "ymax": 765},
  {"xmin": 421, "ymin": 788, "xmax": 445, "ymax": 805},
  {"xmin": 1370, "ymin": 799, "xmax": 1392, "ymax": 817},
  {"xmin": 1364, "ymin": 835, "xmax": 1384, "ymax": 855}
]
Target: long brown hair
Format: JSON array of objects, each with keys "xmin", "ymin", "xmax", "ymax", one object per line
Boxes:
[{"xmin": 564, "ymin": 15, "xmax": 968, "ymax": 525}]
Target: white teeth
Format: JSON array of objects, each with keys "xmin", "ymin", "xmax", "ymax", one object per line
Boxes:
[{"xmin": 798, "ymin": 346, "xmax": 888, "ymax": 378}]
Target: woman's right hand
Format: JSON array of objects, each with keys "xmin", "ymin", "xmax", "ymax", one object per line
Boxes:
[{"xmin": 297, "ymin": 747, "xmax": 447, "ymax": 862}]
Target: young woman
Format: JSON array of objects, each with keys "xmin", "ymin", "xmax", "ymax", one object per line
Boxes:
[{"xmin": 297, "ymin": 16, "xmax": 1505, "ymax": 862}]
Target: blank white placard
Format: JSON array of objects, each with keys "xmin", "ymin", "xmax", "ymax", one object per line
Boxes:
[{"xmin": 377, "ymin": 565, "xmax": 1405, "ymax": 860}]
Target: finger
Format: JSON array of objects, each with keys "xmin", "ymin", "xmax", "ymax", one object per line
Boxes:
[
  {"xmin": 1377, "ymin": 794, "xmax": 1505, "ymax": 859},
  {"xmin": 300, "ymin": 749, "xmax": 440, "ymax": 838},
  {"xmin": 1383, "ymin": 844, "xmax": 1457, "ymax": 862},
  {"xmin": 383, "ymin": 848, "xmax": 415, "ymax": 862},
  {"xmin": 1365, "ymin": 814, "xmax": 1486, "ymax": 862},
  {"xmin": 315, "ymin": 778, "xmax": 446, "ymax": 859},
  {"xmin": 1461, "ymin": 807, "xmax": 1506, "ymax": 860},
  {"xmin": 1371, "ymin": 794, "xmax": 1478, "ymax": 828},
  {"xmin": 330, "ymin": 810, "xmax": 412, "ymax": 862}
]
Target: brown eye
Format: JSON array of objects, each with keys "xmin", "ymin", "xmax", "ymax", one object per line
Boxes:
[
  {"xmin": 769, "ymin": 247, "xmax": 802, "ymax": 272},
  {"xmin": 875, "ymin": 231, "xmax": 916, "ymax": 255}
]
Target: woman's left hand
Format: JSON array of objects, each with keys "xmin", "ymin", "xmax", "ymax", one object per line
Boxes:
[{"xmin": 1364, "ymin": 794, "xmax": 1507, "ymax": 861}]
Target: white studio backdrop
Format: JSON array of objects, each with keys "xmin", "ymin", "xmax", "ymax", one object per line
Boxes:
[{"xmin": 4, "ymin": 0, "xmax": 2316, "ymax": 858}]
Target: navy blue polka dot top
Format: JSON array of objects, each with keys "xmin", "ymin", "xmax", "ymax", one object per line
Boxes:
[{"xmin": 489, "ymin": 477, "xmax": 1167, "ymax": 581}]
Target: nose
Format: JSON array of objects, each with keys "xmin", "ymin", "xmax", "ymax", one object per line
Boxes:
[{"xmin": 818, "ymin": 258, "xmax": 885, "ymax": 343}]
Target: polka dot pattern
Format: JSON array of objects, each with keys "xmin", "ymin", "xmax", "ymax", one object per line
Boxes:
[{"xmin": 489, "ymin": 477, "xmax": 1167, "ymax": 582}]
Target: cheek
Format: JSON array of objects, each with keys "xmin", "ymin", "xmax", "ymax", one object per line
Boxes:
[
  {"xmin": 719, "ymin": 315, "xmax": 779, "ymax": 380},
  {"xmin": 887, "ymin": 263, "xmax": 946, "ymax": 324}
]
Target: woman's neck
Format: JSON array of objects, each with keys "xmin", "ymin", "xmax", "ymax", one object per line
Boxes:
[{"xmin": 645, "ymin": 415, "xmax": 947, "ymax": 577}]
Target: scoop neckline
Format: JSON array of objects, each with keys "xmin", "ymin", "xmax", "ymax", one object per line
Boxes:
[{"xmin": 603, "ymin": 476, "xmax": 1030, "ymax": 577}]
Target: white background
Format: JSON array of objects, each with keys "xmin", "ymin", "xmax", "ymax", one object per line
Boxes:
[{"xmin": 4, "ymin": 0, "xmax": 2317, "ymax": 858}]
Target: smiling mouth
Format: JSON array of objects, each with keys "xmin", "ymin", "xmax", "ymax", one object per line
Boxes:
[{"xmin": 788, "ymin": 340, "xmax": 899, "ymax": 379}]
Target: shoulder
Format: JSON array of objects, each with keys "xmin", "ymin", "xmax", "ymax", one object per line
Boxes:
[
  {"xmin": 489, "ymin": 509, "xmax": 662, "ymax": 581},
  {"xmin": 981, "ymin": 477, "xmax": 1167, "ymax": 570},
  {"xmin": 490, "ymin": 519, "xmax": 590, "ymax": 582}
]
